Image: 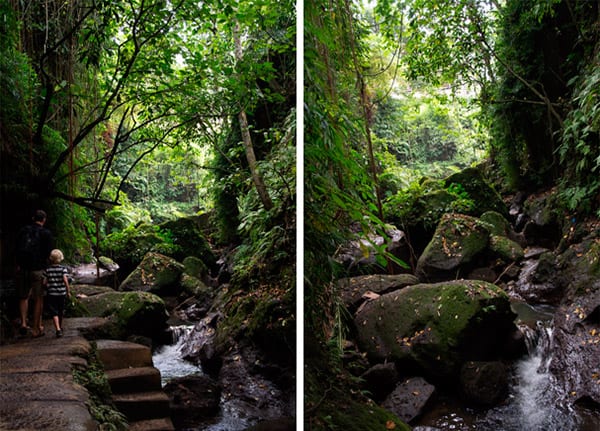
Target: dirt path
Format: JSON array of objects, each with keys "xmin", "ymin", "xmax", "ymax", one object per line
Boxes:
[{"xmin": 0, "ymin": 318, "xmax": 107, "ymax": 430}]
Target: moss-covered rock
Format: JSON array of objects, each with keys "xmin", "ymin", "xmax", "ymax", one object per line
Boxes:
[
  {"xmin": 354, "ymin": 280, "xmax": 516, "ymax": 381},
  {"xmin": 443, "ymin": 167, "xmax": 507, "ymax": 216},
  {"xmin": 79, "ymin": 290, "xmax": 168, "ymax": 340},
  {"xmin": 480, "ymin": 211, "xmax": 512, "ymax": 236},
  {"xmin": 183, "ymin": 256, "xmax": 209, "ymax": 282},
  {"xmin": 416, "ymin": 213, "xmax": 490, "ymax": 282},
  {"xmin": 489, "ymin": 235, "xmax": 524, "ymax": 262},
  {"xmin": 159, "ymin": 216, "xmax": 217, "ymax": 270},
  {"xmin": 118, "ymin": 252, "xmax": 184, "ymax": 295},
  {"xmin": 338, "ymin": 274, "xmax": 419, "ymax": 312}
]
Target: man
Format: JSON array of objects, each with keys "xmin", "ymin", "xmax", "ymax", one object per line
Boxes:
[{"xmin": 15, "ymin": 210, "xmax": 53, "ymax": 337}]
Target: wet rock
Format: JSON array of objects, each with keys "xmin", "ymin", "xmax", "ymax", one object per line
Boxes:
[
  {"xmin": 163, "ymin": 375, "xmax": 221, "ymax": 428},
  {"xmin": 513, "ymin": 259, "xmax": 563, "ymax": 304},
  {"xmin": 459, "ymin": 361, "xmax": 508, "ymax": 406},
  {"xmin": 550, "ymin": 233, "xmax": 600, "ymax": 406},
  {"xmin": 360, "ymin": 362, "xmax": 399, "ymax": 401},
  {"xmin": 338, "ymin": 274, "xmax": 419, "ymax": 313},
  {"xmin": 244, "ymin": 418, "xmax": 296, "ymax": 431},
  {"xmin": 382, "ymin": 377, "xmax": 436, "ymax": 423},
  {"xmin": 354, "ymin": 280, "xmax": 517, "ymax": 382}
]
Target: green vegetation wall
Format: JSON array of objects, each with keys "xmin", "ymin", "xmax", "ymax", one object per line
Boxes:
[{"xmin": 490, "ymin": 0, "xmax": 599, "ymax": 197}]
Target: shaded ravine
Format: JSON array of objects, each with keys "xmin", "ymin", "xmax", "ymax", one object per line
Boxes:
[{"xmin": 414, "ymin": 303, "xmax": 600, "ymax": 430}]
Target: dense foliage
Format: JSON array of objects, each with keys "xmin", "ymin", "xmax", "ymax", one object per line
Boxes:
[{"xmin": 0, "ymin": 0, "xmax": 295, "ymax": 275}]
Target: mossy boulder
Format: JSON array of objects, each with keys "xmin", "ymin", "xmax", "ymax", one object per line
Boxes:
[
  {"xmin": 159, "ymin": 216, "xmax": 217, "ymax": 270},
  {"xmin": 489, "ymin": 235, "xmax": 524, "ymax": 262},
  {"xmin": 79, "ymin": 290, "xmax": 168, "ymax": 340},
  {"xmin": 443, "ymin": 167, "xmax": 507, "ymax": 216},
  {"xmin": 354, "ymin": 280, "xmax": 516, "ymax": 381},
  {"xmin": 416, "ymin": 213, "xmax": 490, "ymax": 282},
  {"xmin": 480, "ymin": 211, "xmax": 512, "ymax": 236},
  {"xmin": 101, "ymin": 216, "xmax": 217, "ymax": 277},
  {"xmin": 183, "ymin": 256, "xmax": 209, "ymax": 282},
  {"xmin": 119, "ymin": 252, "xmax": 184, "ymax": 295},
  {"xmin": 338, "ymin": 274, "xmax": 419, "ymax": 312}
]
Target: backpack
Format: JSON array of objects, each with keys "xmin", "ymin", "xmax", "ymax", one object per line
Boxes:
[{"xmin": 16, "ymin": 224, "xmax": 41, "ymax": 269}]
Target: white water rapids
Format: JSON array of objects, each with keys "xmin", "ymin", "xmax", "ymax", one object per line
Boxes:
[{"xmin": 152, "ymin": 325, "xmax": 202, "ymax": 385}]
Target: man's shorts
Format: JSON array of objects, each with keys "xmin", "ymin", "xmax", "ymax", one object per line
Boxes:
[{"xmin": 16, "ymin": 270, "xmax": 45, "ymax": 299}]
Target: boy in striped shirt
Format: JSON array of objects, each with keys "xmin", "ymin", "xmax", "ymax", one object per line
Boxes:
[{"xmin": 44, "ymin": 249, "xmax": 71, "ymax": 338}]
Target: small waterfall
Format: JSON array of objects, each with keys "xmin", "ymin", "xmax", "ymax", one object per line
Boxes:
[
  {"xmin": 153, "ymin": 325, "xmax": 202, "ymax": 385},
  {"xmin": 479, "ymin": 320, "xmax": 578, "ymax": 431}
]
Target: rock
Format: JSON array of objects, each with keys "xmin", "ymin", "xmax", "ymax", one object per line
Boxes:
[
  {"xmin": 521, "ymin": 191, "xmax": 562, "ymax": 248},
  {"xmin": 79, "ymin": 290, "xmax": 168, "ymax": 340},
  {"xmin": 98, "ymin": 256, "xmax": 120, "ymax": 272},
  {"xmin": 354, "ymin": 280, "xmax": 517, "ymax": 382},
  {"xmin": 119, "ymin": 252, "xmax": 184, "ymax": 295},
  {"xmin": 360, "ymin": 362, "xmax": 399, "ymax": 401},
  {"xmin": 459, "ymin": 361, "xmax": 508, "ymax": 406},
  {"xmin": 158, "ymin": 216, "xmax": 217, "ymax": 270},
  {"xmin": 489, "ymin": 235, "xmax": 524, "ymax": 262},
  {"xmin": 336, "ymin": 225, "xmax": 409, "ymax": 275},
  {"xmin": 480, "ymin": 211, "xmax": 512, "ymax": 236},
  {"xmin": 550, "ymin": 232, "xmax": 600, "ymax": 406},
  {"xmin": 244, "ymin": 418, "xmax": 296, "ymax": 431},
  {"xmin": 416, "ymin": 214, "xmax": 489, "ymax": 282},
  {"xmin": 443, "ymin": 167, "xmax": 507, "ymax": 217},
  {"xmin": 382, "ymin": 377, "xmax": 436, "ymax": 423},
  {"xmin": 183, "ymin": 256, "xmax": 210, "ymax": 283},
  {"xmin": 338, "ymin": 274, "xmax": 419, "ymax": 312},
  {"xmin": 163, "ymin": 375, "xmax": 221, "ymax": 428}
]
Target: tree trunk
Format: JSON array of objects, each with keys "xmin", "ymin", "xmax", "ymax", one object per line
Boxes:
[{"xmin": 233, "ymin": 21, "xmax": 274, "ymax": 211}]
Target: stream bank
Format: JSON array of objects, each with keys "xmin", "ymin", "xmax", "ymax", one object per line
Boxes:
[{"xmin": 334, "ymin": 182, "xmax": 600, "ymax": 429}]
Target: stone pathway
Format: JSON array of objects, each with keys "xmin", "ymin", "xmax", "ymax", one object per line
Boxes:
[{"xmin": 0, "ymin": 317, "xmax": 108, "ymax": 431}]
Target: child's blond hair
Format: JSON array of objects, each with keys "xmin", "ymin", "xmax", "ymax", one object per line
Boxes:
[{"xmin": 49, "ymin": 249, "xmax": 64, "ymax": 264}]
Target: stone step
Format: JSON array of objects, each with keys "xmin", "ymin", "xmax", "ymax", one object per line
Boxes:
[
  {"xmin": 105, "ymin": 366, "xmax": 162, "ymax": 394},
  {"xmin": 128, "ymin": 417, "xmax": 175, "ymax": 431},
  {"xmin": 95, "ymin": 339, "xmax": 153, "ymax": 370},
  {"xmin": 112, "ymin": 391, "xmax": 171, "ymax": 421}
]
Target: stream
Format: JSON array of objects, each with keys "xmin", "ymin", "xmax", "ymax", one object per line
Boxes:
[
  {"xmin": 152, "ymin": 325, "xmax": 265, "ymax": 431},
  {"xmin": 414, "ymin": 302, "xmax": 600, "ymax": 431}
]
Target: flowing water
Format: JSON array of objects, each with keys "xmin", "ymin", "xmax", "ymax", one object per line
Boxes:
[
  {"xmin": 152, "ymin": 325, "xmax": 202, "ymax": 384},
  {"xmin": 152, "ymin": 325, "xmax": 255, "ymax": 430},
  {"xmin": 415, "ymin": 303, "xmax": 599, "ymax": 430}
]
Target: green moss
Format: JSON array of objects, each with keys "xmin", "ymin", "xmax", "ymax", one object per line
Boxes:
[
  {"xmin": 480, "ymin": 211, "xmax": 511, "ymax": 236},
  {"xmin": 489, "ymin": 235, "xmax": 524, "ymax": 261},
  {"xmin": 72, "ymin": 344, "xmax": 128, "ymax": 430}
]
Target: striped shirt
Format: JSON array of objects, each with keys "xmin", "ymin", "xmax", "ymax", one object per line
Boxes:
[{"xmin": 45, "ymin": 264, "xmax": 68, "ymax": 296}]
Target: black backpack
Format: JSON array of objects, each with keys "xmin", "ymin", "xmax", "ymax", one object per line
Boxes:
[{"xmin": 16, "ymin": 225, "xmax": 41, "ymax": 269}]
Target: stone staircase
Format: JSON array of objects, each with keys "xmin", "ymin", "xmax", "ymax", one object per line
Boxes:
[{"xmin": 96, "ymin": 339, "xmax": 174, "ymax": 431}]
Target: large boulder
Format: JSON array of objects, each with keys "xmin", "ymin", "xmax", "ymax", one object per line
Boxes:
[
  {"xmin": 79, "ymin": 290, "xmax": 168, "ymax": 340},
  {"xmin": 459, "ymin": 361, "xmax": 509, "ymax": 406},
  {"xmin": 416, "ymin": 214, "xmax": 490, "ymax": 282},
  {"xmin": 118, "ymin": 252, "xmax": 184, "ymax": 295},
  {"xmin": 384, "ymin": 167, "xmax": 507, "ymax": 258},
  {"xmin": 354, "ymin": 280, "xmax": 517, "ymax": 382},
  {"xmin": 338, "ymin": 274, "xmax": 419, "ymax": 313},
  {"xmin": 442, "ymin": 167, "xmax": 507, "ymax": 217},
  {"xmin": 158, "ymin": 216, "xmax": 217, "ymax": 271}
]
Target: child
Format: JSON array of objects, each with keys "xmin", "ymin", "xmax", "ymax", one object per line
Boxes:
[{"xmin": 44, "ymin": 249, "xmax": 71, "ymax": 338}]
